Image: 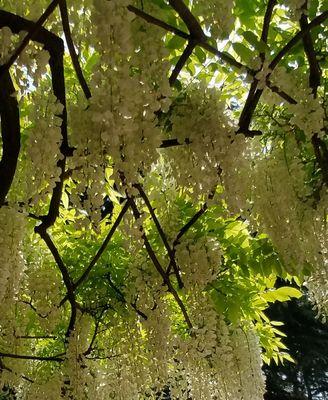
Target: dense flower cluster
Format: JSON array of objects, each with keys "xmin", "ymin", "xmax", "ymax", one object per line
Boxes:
[
  {"xmin": 192, "ymin": 0, "xmax": 235, "ymax": 38},
  {"xmin": 0, "ymin": 207, "xmax": 25, "ymax": 303}
]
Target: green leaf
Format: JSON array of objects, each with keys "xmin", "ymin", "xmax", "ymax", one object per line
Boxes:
[
  {"xmin": 282, "ymin": 353, "xmax": 296, "ymax": 363},
  {"xmin": 242, "ymin": 31, "xmax": 268, "ymax": 53},
  {"xmin": 194, "ymin": 47, "xmax": 206, "ymax": 63},
  {"xmin": 167, "ymin": 35, "xmax": 185, "ymax": 50},
  {"xmin": 227, "ymin": 301, "xmax": 240, "ymax": 324},
  {"xmin": 232, "ymin": 42, "xmax": 253, "ymax": 63},
  {"xmin": 211, "ymin": 290, "xmax": 226, "ymax": 314},
  {"xmin": 62, "ymin": 191, "xmax": 69, "ymax": 209},
  {"xmin": 150, "ymin": 0, "xmax": 171, "ymax": 9},
  {"xmin": 275, "ymin": 287, "xmax": 303, "ymax": 299},
  {"xmin": 262, "ymin": 287, "xmax": 302, "ymax": 303},
  {"xmin": 271, "ymin": 321, "xmax": 284, "ymax": 327}
]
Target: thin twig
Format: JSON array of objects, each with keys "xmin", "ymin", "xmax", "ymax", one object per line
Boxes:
[
  {"xmin": 299, "ymin": 1, "xmax": 321, "ymax": 95},
  {"xmin": 160, "ymin": 138, "xmax": 192, "ymax": 148},
  {"xmin": 0, "ymin": 352, "xmax": 64, "ymax": 362},
  {"xmin": 261, "ymin": 0, "xmax": 277, "ymax": 58},
  {"xmin": 238, "ymin": 0, "xmax": 277, "ymax": 135},
  {"xmin": 127, "ymin": 5, "xmax": 189, "ymax": 39},
  {"xmin": 167, "ymin": 190, "xmax": 216, "ymax": 275},
  {"xmin": 59, "ymin": 0, "xmax": 91, "ymax": 99},
  {"xmin": 169, "ymin": 40, "xmax": 196, "ymax": 86},
  {"xmin": 19, "ymin": 299, "xmax": 51, "ymax": 319},
  {"xmin": 135, "ymin": 183, "xmax": 184, "ymax": 288},
  {"xmin": 106, "ymin": 271, "xmax": 148, "ymax": 319},
  {"xmin": 83, "ymin": 306, "xmax": 110, "ymax": 356},
  {"xmin": 175, "ymin": 203, "xmax": 207, "ymax": 246},
  {"xmin": 128, "ymin": 198, "xmax": 193, "ymax": 331},
  {"xmin": 15, "ymin": 335, "xmax": 57, "ymax": 340},
  {"xmin": 60, "ymin": 201, "xmax": 129, "ymax": 306}
]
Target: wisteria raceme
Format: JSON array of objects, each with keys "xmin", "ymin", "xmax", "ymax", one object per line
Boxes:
[
  {"xmin": 0, "ymin": 206, "xmax": 25, "ymax": 303},
  {"xmin": 192, "ymin": 0, "xmax": 235, "ymax": 38}
]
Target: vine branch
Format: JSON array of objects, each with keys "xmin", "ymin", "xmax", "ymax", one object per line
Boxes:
[
  {"xmin": 128, "ymin": 198, "xmax": 193, "ymax": 331},
  {"xmin": 0, "ymin": 352, "xmax": 64, "ymax": 362},
  {"xmin": 0, "ymin": 70, "xmax": 20, "ymax": 206},
  {"xmin": 59, "ymin": 0, "xmax": 91, "ymax": 99},
  {"xmin": 135, "ymin": 183, "xmax": 184, "ymax": 288},
  {"xmin": 169, "ymin": 40, "xmax": 196, "ymax": 86}
]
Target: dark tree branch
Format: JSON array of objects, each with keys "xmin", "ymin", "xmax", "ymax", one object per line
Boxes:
[
  {"xmin": 15, "ymin": 335, "xmax": 57, "ymax": 340},
  {"xmin": 237, "ymin": 5, "xmax": 327, "ymax": 135},
  {"xmin": 128, "ymin": 198, "xmax": 193, "ymax": 331},
  {"xmin": 174, "ymin": 203, "xmax": 208, "ymax": 246},
  {"xmin": 0, "ymin": 352, "xmax": 64, "ymax": 362},
  {"xmin": 298, "ymin": 3, "xmax": 326, "ymax": 187},
  {"xmin": 312, "ymin": 134, "xmax": 328, "ymax": 185},
  {"xmin": 168, "ymin": 0, "xmax": 206, "ymax": 41},
  {"xmin": 19, "ymin": 299, "xmax": 51, "ymax": 319},
  {"xmin": 199, "ymin": 41, "xmax": 248, "ymax": 71},
  {"xmin": 0, "ymin": 0, "xmax": 60, "ymax": 78},
  {"xmin": 0, "ymin": 10, "xmax": 72, "ymax": 230},
  {"xmin": 0, "ymin": 70, "xmax": 20, "ymax": 206},
  {"xmin": 59, "ymin": 201, "xmax": 129, "ymax": 308},
  {"xmin": 237, "ymin": 88, "xmax": 264, "ymax": 135},
  {"xmin": 166, "ymin": 202, "xmax": 207, "ymax": 276},
  {"xmin": 83, "ymin": 321, "xmax": 100, "ymax": 357},
  {"xmin": 130, "ymin": 301, "xmax": 148, "ymax": 320},
  {"xmin": 134, "ymin": 183, "xmax": 184, "ymax": 288},
  {"xmin": 127, "ymin": 5, "xmax": 189, "ymax": 40},
  {"xmin": 59, "ymin": 0, "xmax": 91, "ymax": 99},
  {"xmin": 133, "ymin": 1, "xmax": 321, "ymax": 136},
  {"xmin": 299, "ymin": 2, "xmax": 321, "ymax": 95},
  {"xmin": 169, "ymin": 40, "xmax": 196, "ymax": 86},
  {"xmin": 261, "ymin": 0, "xmax": 277, "ymax": 55},
  {"xmin": 160, "ymin": 138, "xmax": 192, "ymax": 148},
  {"xmin": 38, "ymin": 24, "xmax": 71, "ymax": 231},
  {"xmin": 238, "ymin": 0, "xmax": 277, "ymax": 135},
  {"xmin": 266, "ymin": 81, "xmax": 297, "ymax": 104},
  {"xmin": 83, "ymin": 306, "xmax": 110, "ymax": 357}
]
